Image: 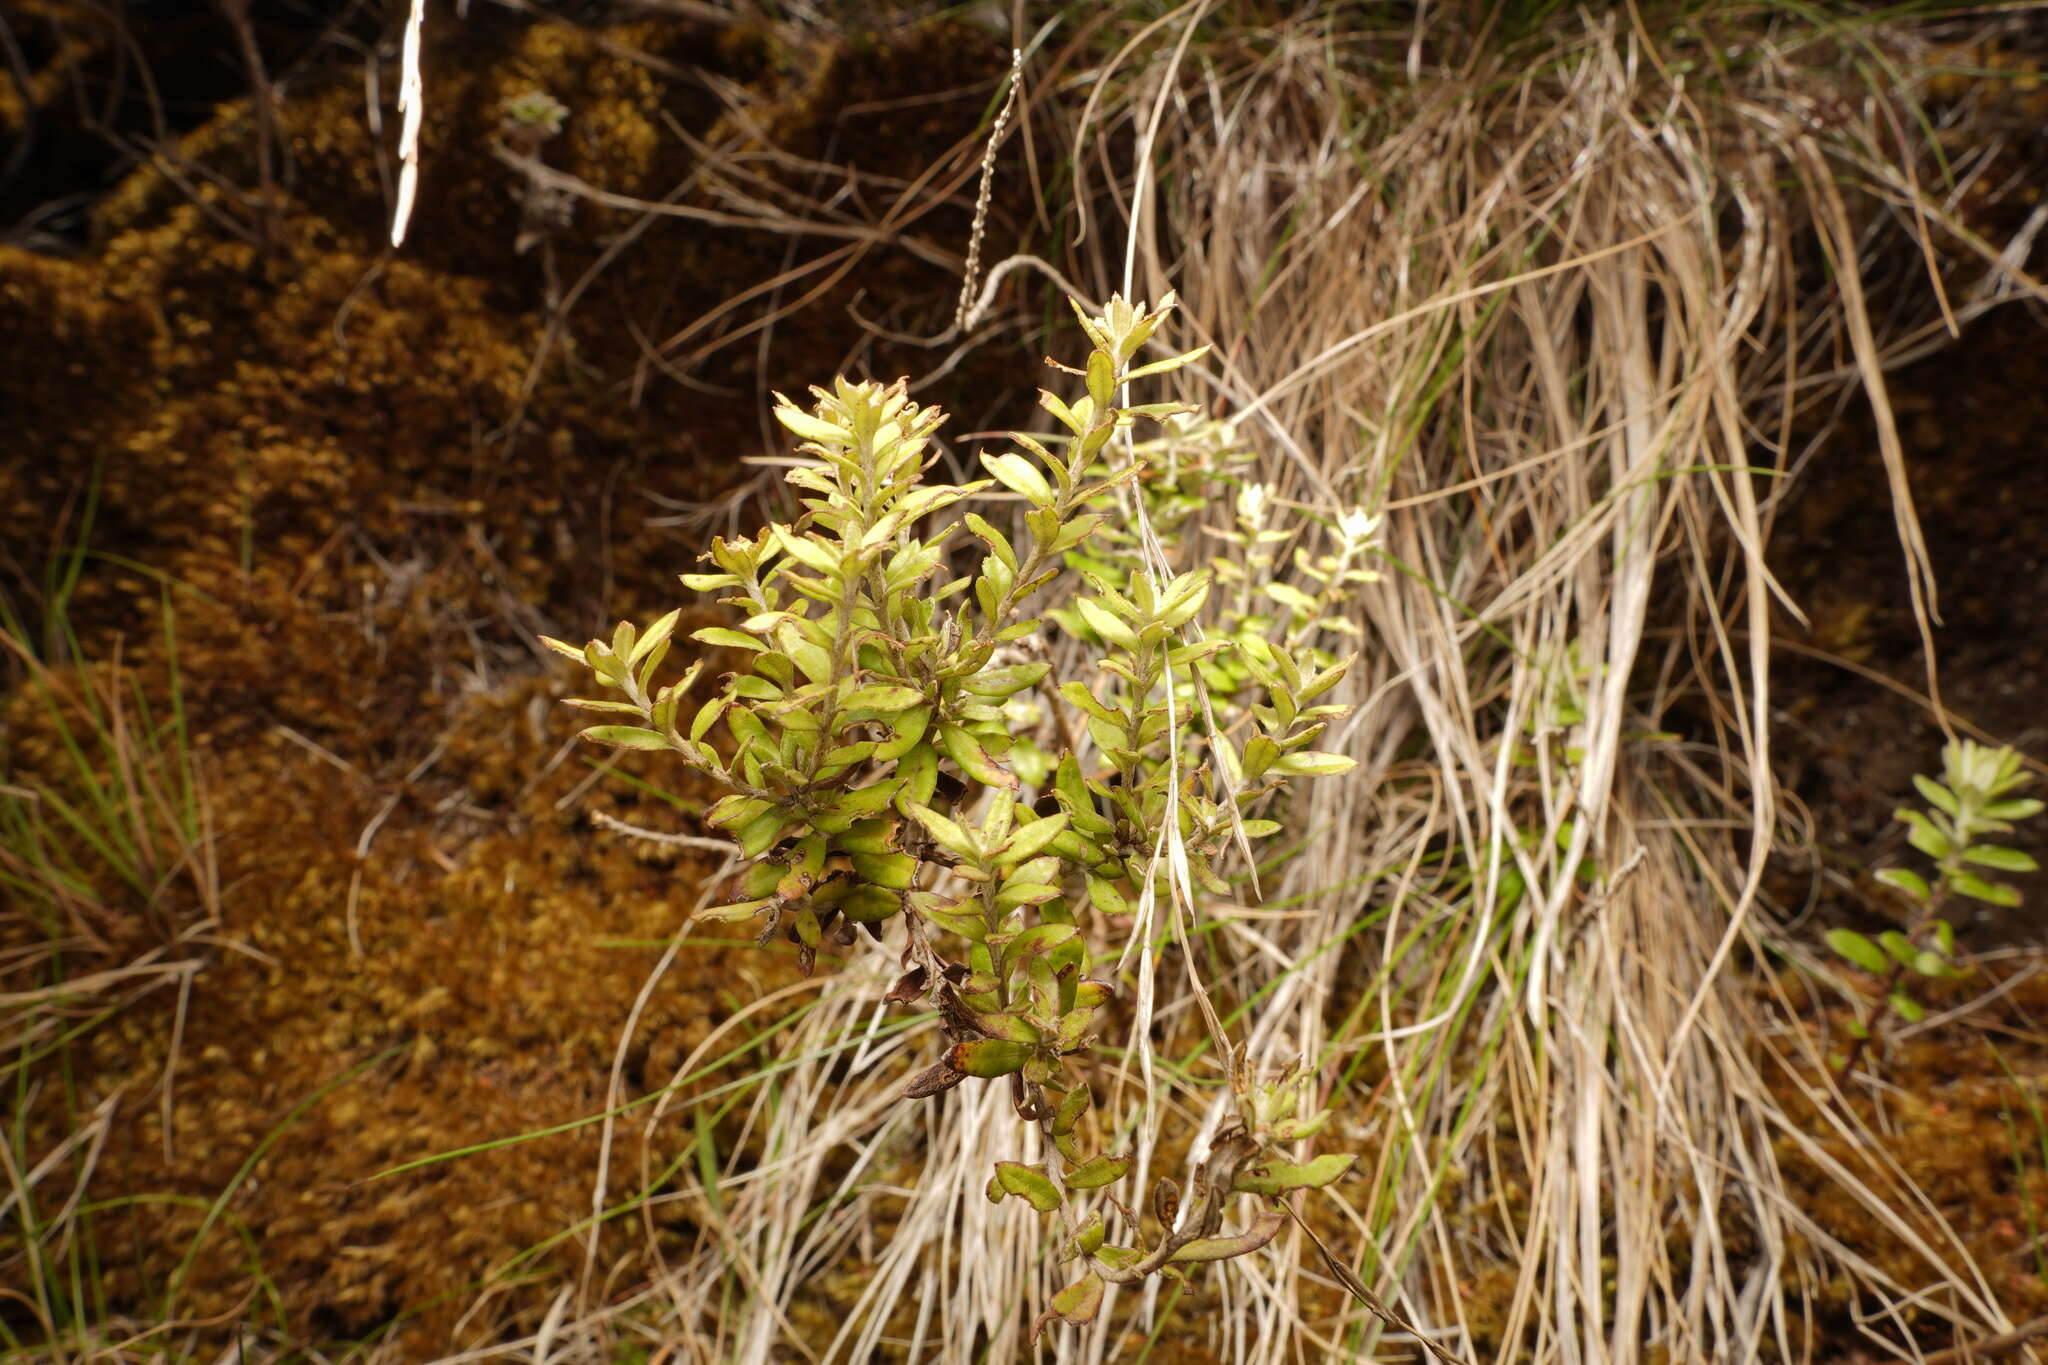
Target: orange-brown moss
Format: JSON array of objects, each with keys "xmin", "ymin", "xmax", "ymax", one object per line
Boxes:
[
  {"xmin": 37, "ymin": 673, "xmax": 802, "ymax": 1347},
  {"xmin": 1758, "ymin": 968, "xmax": 2048, "ymax": 1357}
]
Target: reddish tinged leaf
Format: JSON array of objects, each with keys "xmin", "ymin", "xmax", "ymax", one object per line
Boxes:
[{"xmin": 1030, "ymin": 1272, "xmax": 1104, "ymax": 1342}]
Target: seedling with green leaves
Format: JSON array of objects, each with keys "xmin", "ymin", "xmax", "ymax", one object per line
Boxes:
[
  {"xmin": 1827, "ymin": 740, "xmax": 2041, "ymax": 1079},
  {"xmin": 1054, "ymin": 432, "xmax": 1382, "ymax": 729},
  {"xmin": 544, "ymin": 293, "xmax": 1372, "ymax": 1330}
]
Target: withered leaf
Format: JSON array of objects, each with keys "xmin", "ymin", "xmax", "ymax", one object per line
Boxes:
[
  {"xmin": 903, "ymin": 1062, "xmax": 967, "ymax": 1100},
  {"xmin": 886, "ymin": 966, "xmax": 928, "ymax": 1004}
]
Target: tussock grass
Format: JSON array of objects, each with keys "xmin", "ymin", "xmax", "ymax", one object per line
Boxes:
[
  {"xmin": 1, "ymin": 596, "xmax": 226, "ymax": 1360},
  {"xmin": 595, "ymin": 6, "xmax": 2048, "ymax": 1363}
]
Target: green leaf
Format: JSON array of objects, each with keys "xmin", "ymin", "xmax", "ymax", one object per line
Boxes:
[
  {"xmin": 951, "ymin": 1040, "xmax": 1032, "ymax": 1078},
  {"xmin": 982, "ymin": 452, "xmax": 1056, "ymax": 507},
  {"xmin": 1825, "ymin": 928, "xmax": 1887, "ymax": 974},
  {"xmin": 692, "ymin": 627, "xmax": 766, "ymax": 652},
  {"xmin": 851, "ymin": 852, "xmax": 916, "ymax": 891},
  {"xmin": 1086, "ymin": 876, "xmax": 1130, "ymax": 918},
  {"xmin": 929, "ymin": 903, "xmax": 990, "ymax": 940},
  {"xmin": 1039, "ymin": 389, "xmax": 1082, "ymax": 435},
  {"xmin": 1056, "ymin": 680, "xmax": 1119, "ymax": 725},
  {"xmin": 1001, "ymin": 924, "xmax": 1078, "ymax": 969},
  {"xmin": 1168, "ymin": 1210, "xmax": 1285, "ymax": 1263},
  {"xmin": 1264, "ymin": 581, "xmax": 1319, "ymax": 615},
  {"xmin": 627, "ymin": 609, "xmax": 681, "ymax": 666},
  {"xmin": 998, "ymin": 814, "xmax": 1070, "ymax": 867},
  {"xmin": 1873, "ymin": 867, "xmax": 1930, "ymax": 901},
  {"xmin": 963, "ymin": 512, "xmax": 1017, "ymax": 571},
  {"xmin": 772, "ymin": 402, "xmax": 847, "ymax": 444},
  {"xmin": 1912, "ymin": 773, "xmax": 1961, "ymax": 817},
  {"xmin": 787, "ymin": 639, "xmax": 833, "ymax": 686},
  {"xmin": 1878, "ymin": 930, "xmax": 1918, "ymax": 968},
  {"xmin": 1063, "ymin": 1155, "xmax": 1130, "ymax": 1190},
  {"xmin": 706, "ymin": 794, "xmax": 769, "ymax": 831},
  {"xmin": 1031, "ymin": 1272, "xmax": 1103, "ymax": 1342},
  {"xmin": 1124, "ymin": 345, "xmax": 1211, "ymax": 381},
  {"xmin": 1090, "ymin": 1244, "xmax": 1142, "ymax": 1272},
  {"xmin": 973, "ymin": 1011, "xmax": 1044, "ymax": 1045},
  {"xmin": 840, "ymin": 885, "xmax": 901, "ymax": 924},
  {"xmin": 737, "ymin": 809, "xmax": 788, "ymax": 859},
  {"xmin": 843, "ymin": 684, "xmax": 927, "ymax": 713},
  {"xmin": 965, "ymin": 662, "xmax": 1052, "ymax": 698},
  {"xmin": 907, "ymin": 804, "xmax": 977, "ymax": 861},
  {"xmin": 1985, "ymin": 798, "xmax": 2045, "ymax": 821},
  {"xmin": 1963, "ymin": 844, "xmax": 2040, "ymax": 874},
  {"xmin": 1899, "ymin": 810, "xmax": 1955, "ymax": 860},
  {"xmin": 999, "ymin": 879, "xmax": 1064, "ymax": 912},
  {"xmin": 1272, "ymin": 751, "xmax": 1354, "ymax": 778},
  {"xmin": 1052, "ymin": 1084, "xmax": 1091, "ymax": 1137},
  {"xmin": 940, "ymin": 724, "xmax": 1016, "ymax": 788},
  {"xmin": 1888, "ymin": 991, "xmax": 1926, "ymax": 1023},
  {"xmin": 1232, "ymin": 1153, "xmax": 1356, "ymax": 1196},
  {"xmin": 1298, "ymin": 655, "xmax": 1354, "ymax": 702},
  {"xmin": 689, "ymin": 696, "xmax": 731, "ymax": 742},
  {"xmin": 563, "ymin": 698, "xmax": 644, "ymax": 715},
  {"xmin": 991, "ymin": 1160, "xmax": 1063, "ymax": 1211},
  {"xmin": 1950, "ymin": 872, "xmax": 2021, "ymax": 907},
  {"xmin": 1074, "ymin": 598, "xmax": 1139, "ymax": 649},
  {"xmin": 580, "ymin": 726, "xmax": 670, "ymax": 750},
  {"xmin": 1084, "ymin": 347, "xmax": 1116, "ymax": 407},
  {"xmin": 874, "ymin": 706, "xmax": 932, "ymax": 760},
  {"xmin": 895, "ymin": 744, "xmax": 940, "ymax": 813},
  {"xmin": 832, "ymin": 819, "xmax": 897, "ymax": 856},
  {"xmin": 1156, "ymin": 572, "xmax": 1211, "ymax": 629},
  {"xmin": 696, "ymin": 898, "xmax": 775, "ymax": 924}
]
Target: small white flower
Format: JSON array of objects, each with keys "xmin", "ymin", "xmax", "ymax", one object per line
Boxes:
[
  {"xmin": 1237, "ymin": 482, "xmax": 1272, "ymax": 531},
  {"xmin": 1338, "ymin": 506, "xmax": 1380, "ymax": 548}
]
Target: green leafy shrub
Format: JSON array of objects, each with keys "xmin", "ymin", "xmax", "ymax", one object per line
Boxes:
[
  {"xmin": 545, "ymin": 293, "xmax": 1376, "ymax": 1330},
  {"xmin": 1828, "ymin": 740, "xmax": 2042, "ymax": 1077}
]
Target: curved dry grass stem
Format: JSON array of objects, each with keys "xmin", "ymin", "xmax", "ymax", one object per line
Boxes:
[{"xmin": 585, "ymin": 8, "xmax": 2046, "ymax": 1364}]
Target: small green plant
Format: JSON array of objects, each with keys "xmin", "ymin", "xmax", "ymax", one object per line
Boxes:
[
  {"xmin": 1827, "ymin": 740, "xmax": 2042, "ymax": 1079},
  {"xmin": 1, "ymin": 596, "xmax": 218, "ymax": 1356},
  {"xmin": 499, "ymin": 90, "xmax": 569, "ymax": 139},
  {"xmin": 545, "ymin": 293, "xmax": 1373, "ymax": 1333}
]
